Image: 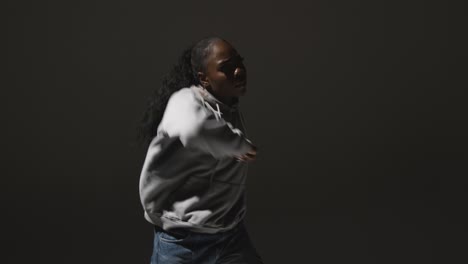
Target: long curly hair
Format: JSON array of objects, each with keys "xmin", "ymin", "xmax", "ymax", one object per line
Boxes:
[{"xmin": 136, "ymin": 36, "xmax": 225, "ymax": 147}]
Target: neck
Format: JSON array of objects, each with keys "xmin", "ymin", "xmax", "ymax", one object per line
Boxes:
[
  {"xmin": 218, "ymin": 96, "xmax": 237, "ymax": 106},
  {"xmin": 205, "ymin": 87, "xmax": 238, "ymax": 106}
]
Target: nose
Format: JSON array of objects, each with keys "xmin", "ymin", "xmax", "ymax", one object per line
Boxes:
[{"xmin": 234, "ymin": 67, "xmax": 246, "ymax": 81}]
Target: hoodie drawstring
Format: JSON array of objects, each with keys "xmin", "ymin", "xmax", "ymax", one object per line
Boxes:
[
  {"xmin": 194, "ymin": 85, "xmax": 248, "ymax": 187},
  {"xmin": 201, "ymin": 98, "xmax": 223, "ymax": 121},
  {"xmin": 196, "ymin": 87, "xmax": 223, "ymax": 121}
]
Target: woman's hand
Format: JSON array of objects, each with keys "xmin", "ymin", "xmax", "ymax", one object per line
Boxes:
[{"xmin": 235, "ymin": 146, "xmax": 258, "ymax": 162}]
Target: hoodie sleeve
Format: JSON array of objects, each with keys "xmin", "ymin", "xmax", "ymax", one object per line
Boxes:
[{"xmin": 160, "ymin": 89, "xmax": 255, "ymax": 159}]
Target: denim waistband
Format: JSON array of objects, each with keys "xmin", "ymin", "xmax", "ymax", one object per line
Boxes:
[{"xmin": 154, "ymin": 221, "xmax": 243, "ymax": 239}]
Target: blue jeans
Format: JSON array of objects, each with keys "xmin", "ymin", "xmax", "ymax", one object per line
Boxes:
[{"xmin": 150, "ymin": 221, "xmax": 264, "ymax": 264}]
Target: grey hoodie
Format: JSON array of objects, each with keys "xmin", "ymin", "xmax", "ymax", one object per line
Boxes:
[{"xmin": 139, "ymin": 84, "xmax": 255, "ymax": 234}]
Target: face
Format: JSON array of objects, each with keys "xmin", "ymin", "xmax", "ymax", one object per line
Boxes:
[{"xmin": 198, "ymin": 40, "xmax": 247, "ymax": 101}]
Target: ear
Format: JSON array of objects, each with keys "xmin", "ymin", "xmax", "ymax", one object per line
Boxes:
[{"xmin": 197, "ymin": 72, "xmax": 209, "ymax": 88}]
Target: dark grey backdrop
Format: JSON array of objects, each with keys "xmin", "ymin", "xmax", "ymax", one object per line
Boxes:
[{"xmin": 5, "ymin": 0, "xmax": 467, "ymax": 263}]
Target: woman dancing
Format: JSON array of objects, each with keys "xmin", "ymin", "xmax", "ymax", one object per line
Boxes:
[{"xmin": 137, "ymin": 36, "xmax": 264, "ymax": 264}]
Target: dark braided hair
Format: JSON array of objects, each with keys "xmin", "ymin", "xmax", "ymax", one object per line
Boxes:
[{"xmin": 136, "ymin": 36, "xmax": 226, "ymax": 147}]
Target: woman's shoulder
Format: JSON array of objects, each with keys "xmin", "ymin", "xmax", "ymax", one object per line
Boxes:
[
  {"xmin": 168, "ymin": 85, "xmax": 202, "ymax": 106},
  {"xmin": 164, "ymin": 85, "xmax": 206, "ymax": 118},
  {"xmin": 160, "ymin": 86, "xmax": 208, "ymax": 135}
]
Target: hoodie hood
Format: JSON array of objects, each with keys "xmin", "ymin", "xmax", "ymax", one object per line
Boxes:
[
  {"xmin": 190, "ymin": 84, "xmax": 240, "ymax": 120},
  {"xmin": 190, "ymin": 84, "xmax": 248, "ymax": 136}
]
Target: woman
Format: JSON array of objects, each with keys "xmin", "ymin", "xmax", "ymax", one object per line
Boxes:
[{"xmin": 137, "ymin": 36, "xmax": 264, "ymax": 264}]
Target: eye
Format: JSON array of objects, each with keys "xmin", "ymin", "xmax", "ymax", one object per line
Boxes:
[
  {"xmin": 221, "ymin": 63, "xmax": 235, "ymax": 72},
  {"xmin": 219, "ymin": 56, "xmax": 245, "ymax": 73}
]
